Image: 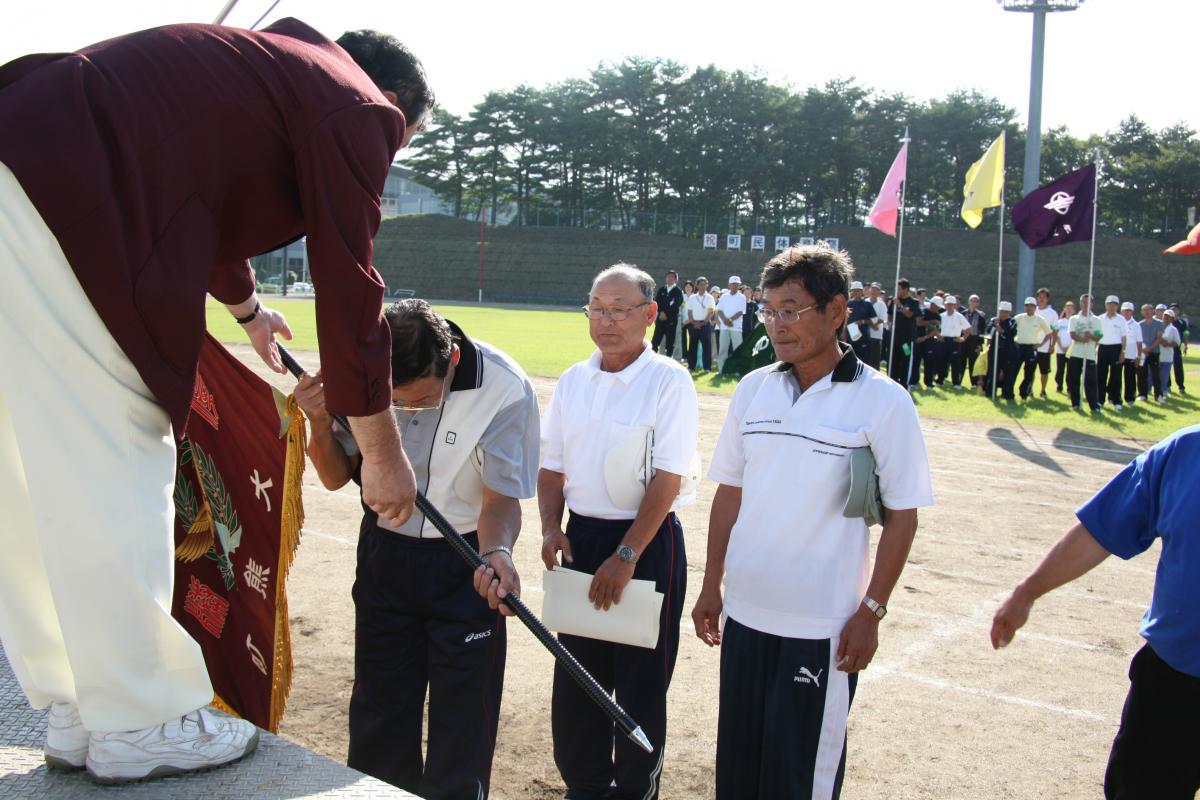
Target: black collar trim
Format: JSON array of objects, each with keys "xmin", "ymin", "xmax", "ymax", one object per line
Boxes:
[
  {"xmin": 446, "ymin": 319, "xmax": 482, "ymax": 392},
  {"xmin": 774, "ymin": 342, "xmax": 862, "ymax": 383}
]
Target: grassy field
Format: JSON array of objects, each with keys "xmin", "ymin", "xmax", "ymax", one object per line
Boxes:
[{"xmin": 208, "ymin": 297, "xmax": 1198, "ymax": 441}]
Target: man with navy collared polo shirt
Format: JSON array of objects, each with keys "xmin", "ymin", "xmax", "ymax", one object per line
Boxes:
[
  {"xmin": 692, "ymin": 245, "xmax": 933, "ymax": 800},
  {"xmin": 540, "ymin": 264, "xmax": 698, "ymax": 800},
  {"xmin": 993, "ymin": 425, "xmax": 1200, "ymax": 799},
  {"xmin": 296, "ymin": 299, "xmax": 540, "ymax": 799}
]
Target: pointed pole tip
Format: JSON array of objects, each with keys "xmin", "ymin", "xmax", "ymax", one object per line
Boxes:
[{"xmin": 629, "ymin": 726, "xmax": 653, "ymax": 754}]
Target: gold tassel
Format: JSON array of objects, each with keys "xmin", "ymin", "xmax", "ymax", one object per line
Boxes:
[
  {"xmin": 175, "ymin": 500, "xmax": 215, "ymax": 562},
  {"xmin": 210, "ymin": 693, "xmax": 239, "ymax": 719},
  {"xmin": 268, "ymin": 396, "xmax": 307, "ymax": 733}
]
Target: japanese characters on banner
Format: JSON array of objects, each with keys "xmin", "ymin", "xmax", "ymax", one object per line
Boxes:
[
  {"xmin": 774, "ymin": 236, "xmax": 790, "ymax": 252},
  {"xmin": 798, "ymin": 236, "xmax": 815, "ymax": 246},
  {"xmin": 750, "ymin": 235, "xmax": 765, "ymax": 251},
  {"xmin": 823, "ymin": 237, "xmax": 840, "ymax": 251},
  {"xmin": 703, "ymin": 233, "xmax": 718, "ymax": 249},
  {"xmin": 726, "ymin": 234, "xmax": 742, "ymax": 250},
  {"xmin": 172, "ymin": 335, "xmax": 306, "ymax": 733},
  {"xmin": 701, "ymin": 233, "xmax": 844, "ymax": 252}
]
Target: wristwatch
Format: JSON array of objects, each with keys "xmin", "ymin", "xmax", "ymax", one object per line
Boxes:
[
  {"xmin": 235, "ymin": 301, "xmax": 262, "ymax": 325},
  {"xmin": 862, "ymin": 596, "xmax": 887, "ymax": 620},
  {"xmin": 616, "ymin": 544, "xmax": 639, "ymax": 564}
]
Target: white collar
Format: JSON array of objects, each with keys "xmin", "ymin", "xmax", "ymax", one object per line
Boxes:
[{"xmin": 584, "ymin": 340, "xmax": 654, "ymax": 385}]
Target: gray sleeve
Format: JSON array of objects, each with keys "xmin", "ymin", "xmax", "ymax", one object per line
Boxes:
[
  {"xmin": 332, "ymin": 420, "xmax": 360, "ymax": 457},
  {"xmin": 478, "ymin": 383, "xmax": 540, "ymax": 499}
]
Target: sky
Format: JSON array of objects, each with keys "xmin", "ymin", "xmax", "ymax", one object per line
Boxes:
[{"xmin": 1, "ymin": 0, "xmax": 1194, "ymax": 139}]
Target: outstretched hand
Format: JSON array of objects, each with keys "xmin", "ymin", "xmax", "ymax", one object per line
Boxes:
[{"xmin": 242, "ymin": 306, "xmax": 293, "ymax": 374}]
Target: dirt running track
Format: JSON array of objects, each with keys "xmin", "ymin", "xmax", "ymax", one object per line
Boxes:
[{"xmin": 231, "ymin": 345, "xmax": 1161, "ymax": 799}]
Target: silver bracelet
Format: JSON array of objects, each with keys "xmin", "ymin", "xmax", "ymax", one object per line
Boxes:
[{"xmin": 479, "ymin": 545, "xmax": 513, "ymax": 560}]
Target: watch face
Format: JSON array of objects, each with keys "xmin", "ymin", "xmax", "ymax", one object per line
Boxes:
[{"xmin": 618, "ymin": 545, "xmax": 636, "ymax": 562}]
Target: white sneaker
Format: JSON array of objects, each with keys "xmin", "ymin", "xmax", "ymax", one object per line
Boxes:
[
  {"xmin": 86, "ymin": 706, "xmax": 259, "ymax": 784},
  {"xmin": 45, "ymin": 701, "xmax": 89, "ymax": 770}
]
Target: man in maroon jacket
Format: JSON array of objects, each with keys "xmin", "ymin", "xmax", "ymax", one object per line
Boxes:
[{"xmin": 0, "ymin": 19, "xmax": 430, "ymax": 783}]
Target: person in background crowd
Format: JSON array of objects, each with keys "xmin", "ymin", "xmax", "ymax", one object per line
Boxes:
[
  {"xmin": 651, "ymin": 270, "xmax": 684, "ymax": 359},
  {"xmin": 916, "ymin": 295, "xmax": 944, "ymax": 388},
  {"xmin": 963, "ymin": 294, "xmax": 988, "ymax": 384},
  {"xmin": 1068, "ymin": 294, "xmax": 1103, "ymax": 412},
  {"xmin": 741, "ymin": 286, "xmax": 758, "ymax": 341},
  {"xmin": 986, "ymin": 301, "xmax": 1018, "ymax": 400},
  {"xmin": 938, "ymin": 295, "xmax": 970, "ymax": 388},
  {"xmin": 868, "ymin": 282, "xmax": 888, "ymax": 371},
  {"xmin": 1014, "ymin": 297, "xmax": 1053, "ymax": 400},
  {"xmin": 1119, "ymin": 302, "xmax": 1142, "ymax": 406},
  {"xmin": 889, "ymin": 278, "xmax": 922, "ymax": 388},
  {"xmin": 1138, "ymin": 304, "xmax": 1164, "ymax": 402},
  {"xmin": 846, "ymin": 280, "xmax": 877, "ymax": 367},
  {"xmin": 686, "ymin": 277, "xmax": 715, "ymax": 372},
  {"xmin": 1034, "ymin": 288, "xmax": 1059, "ymax": 399},
  {"xmin": 1097, "ymin": 295, "xmax": 1127, "ymax": 410},
  {"xmin": 715, "ymin": 276, "xmax": 747, "ymax": 373},
  {"xmin": 1158, "ymin": 310, "xmax": 1182, "ymax": 403},
  {"xmin": 916, "ymin": 288, "xmax": 929, "ymax": 309},
  {"xmin": 1054, "ymin": 300, "xmax": 1076, "ymax": 394},
  {"xmin": 992, "ymin": 425, "xmax": 1200, "ymax": 800},
  {"xmin": 1168, "ymin": 303, "xmax": 1188, "ymax": 393},
  {"xmin": 677, "ymin": 281, "xmax": 695, "ymax": 363}
]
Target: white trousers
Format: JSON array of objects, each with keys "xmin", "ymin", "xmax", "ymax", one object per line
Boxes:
[
  {"xmin": 0, "ymin": 163, "xmax": 212, "ymax": 732},
  {"xmin": 716, "ymin": 328, "xmax": 743, "ymax": 372}
]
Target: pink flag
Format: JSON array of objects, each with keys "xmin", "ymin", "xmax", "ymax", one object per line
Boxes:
[{"xmin": 867, "ymin": 142, "xmax": 908, "ymax": 237}]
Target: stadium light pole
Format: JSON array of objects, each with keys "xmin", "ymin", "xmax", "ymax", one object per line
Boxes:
[{"xmin": 998, "ymin": 0, "xmax": 1085, "ymax": 304}]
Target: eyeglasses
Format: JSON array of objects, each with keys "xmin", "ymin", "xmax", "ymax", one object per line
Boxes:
[
  {"xmin": 392, "ymin": 372, "xmax": 451, "ymax": 412},
  {"xmin": 757, "ymin": 305, "xmax": 816, "ymax": 325},
  {"xmin": 581, "ymin": 302, "xmax": 649, "ymax": 321}
]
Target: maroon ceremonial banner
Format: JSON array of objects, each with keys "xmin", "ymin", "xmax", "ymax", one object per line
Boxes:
[{"xmin": 170, "ymin": 335, "xmax": 306, "ymax": 732}]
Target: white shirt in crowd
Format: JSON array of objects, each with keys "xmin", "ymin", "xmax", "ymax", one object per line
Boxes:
[
  {"xmin": 1056, "ymin": 318, "xmax": 1073, "ymax": 353},
  {"xmin": 939, "ymin": 309, "xmax": 970, "ymax": 339},
  {"xmin": 1160, "ymin": 324, "xmax": 1181, "ymax": 364},
  {"xmin": 1035, "ymin": 306, "xmax": 1059, "ymax": 353},
  {"xmin": 707, "ymin": 348, "xmax": 934, "ymax": 639},
  {"xmin": 541, "ymin": 342, "xmax": 699, "ymax": 519},
  {"xmin": 1099, "ymin": 313, "xmax": 1127, "ymax": 346},
  {"xmin": 870, "ymin": 298, "xmax": 888, "ymax": 340},
  {"xmin": 1123, "ymin": 317, "xmax": 1143, "ymax": 361},
  {"xmin": 715, "ymin": 291, "xmax": 747, "ymax": 331},
  {"xmin": 687, "ymin": 291, "xmax": 715, "ymax": 325},
  {"xmin": 1069, "ymin": 313, "xmax": 1102, "ymax": 361}
]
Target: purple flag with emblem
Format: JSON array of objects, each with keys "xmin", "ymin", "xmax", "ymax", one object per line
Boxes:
[{"xmin": 1012, "ymin": 163, "xmax": 1096, "ymax": 249}]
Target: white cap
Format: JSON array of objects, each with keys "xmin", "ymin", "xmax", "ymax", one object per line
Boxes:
[
  {"xmin": 1163, "ymin": 309, "xmax": 1176, "ymax": 319},
  {"xmin": 1024, "ymin": 296, "xmax": 1037, "ymax": 306},
  {"xmin": 998, "ymin": 301, "xmax": 1013, "ymax": 312},
  {"xmin": 850, "ymin": 280, "xmax": 864, "ymax": 291},
  {"xmin": 1156, "ymin": 303, "xmax": 1168, "ymax": 311},
  {"xmin": 1105, "ymin": 294, "xmax": 1119, "ymax": 304},
  {"xmin": 969, "ymin": 294, "xmax": 980, "ymax": 301},
  {"xmin": 945, "ymin": 295, "xmax": 958, "ymax": 305},
  {"xmin": 1121, "ymin": 301, "xmax": 1135, "ymax": 311},
  {"xmin": 728, "ymin": 275, "xmax": 742, "ymax": 285},
  {"xmin": 929, "ymin": 296, "xmax": 944, "ymax": 308}
]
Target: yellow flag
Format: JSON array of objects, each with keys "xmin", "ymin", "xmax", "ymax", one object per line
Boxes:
[{"xmin": 961, "ymin": 132, "xmax": 1006, "ymax": 228}]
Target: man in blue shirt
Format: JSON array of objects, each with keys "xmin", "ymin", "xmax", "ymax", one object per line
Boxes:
[{"xmin": 991, "ymin": 425, "xmax": 1200, "ymax": 799}]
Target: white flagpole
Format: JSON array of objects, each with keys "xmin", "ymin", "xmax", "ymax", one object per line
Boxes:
[
  {"xmin": 1086, "ymin": 157, "xmax": 1102, "ymax": 404},
  {"xmin": 991, "ymin": 196, "xmax": 1006, "ymax": 401},
  {"xmin": 889, "ymin": 126, "xmax": 911, "ymax": 386},
  {"xmin": 212, "ymin": 0, "xmax": 241, "ymax": 24}
]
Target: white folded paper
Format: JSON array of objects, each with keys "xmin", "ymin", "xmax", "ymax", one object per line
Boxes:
[{"xmin": 541, "ymin": 566, "xmax": 664, "ymax": 649}]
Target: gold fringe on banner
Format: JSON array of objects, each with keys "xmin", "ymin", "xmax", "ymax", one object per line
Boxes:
[
  {"xmin": 175, "ymin": 498, "xmax": 215, "ymax": 562},
  {"xmin": 268, "ymin": 396, "xmax": 307, "ymax": 733}
]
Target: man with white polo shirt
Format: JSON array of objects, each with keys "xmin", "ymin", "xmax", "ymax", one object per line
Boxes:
[
  {"xmin": 540, "ymin": 264, "xmax": 697, "ymax": 800},
  {"xmin": 938, "ymin": 295, "xmax": 970, "ymax": 387},
  {"xmin": 1014, "ymin": 297, "xmax": 1054, "ymax": 400},
  {"xmin": 716, "ymin": 275, "xmax": 747, "ymax": 372},
  {"xmin": 1054, "ymin": 300, "xmax": 1076, "ymax": 394},
  {"xmin": 1098, "ymin": 295, "xmax": 1127, "ymax": 409},
  {"xmin": 1068, "ymin": 294, "xmax": 1103, "ymax": 412},
  {"xmin": 868, "ymin": 282, "xmax": 888, "ymax": 370},
  {"xmin": 685, "ymin": 276, "xmax": 716, "ymax": 372},
  {"xmin": 692, "ymin": 245, "xmax": 933, "ymax": 800},
  {"xmin": 1034, "ymin": 288, "xmax": 1059, "ymax": 399},
  {"xmin": 296, "ymin": 299, "xmax": 540, "ymax": 798},
  {"xmin": 1120, "ymin": 302, "xmax": 1142, "ymax": 406},
  {"xmin": 1158, "ymin": 310, "xmax": 1182, "ymax": 403}
]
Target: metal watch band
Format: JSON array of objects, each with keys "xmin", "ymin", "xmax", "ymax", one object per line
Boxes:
[
  {"xmin": 616, "ymin": 544, "xmax": 638, "ymax": 563},
  {"xmin": 235, "ymin": 301, "xmax": 262, "ymax": 325},
  {"xmin": 480, "ymin": 544, "xmax": 513, "ymax": 559},
  {"xmin": 863, "ymin": 596, "xmax": 887, "ymax": 620}
]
